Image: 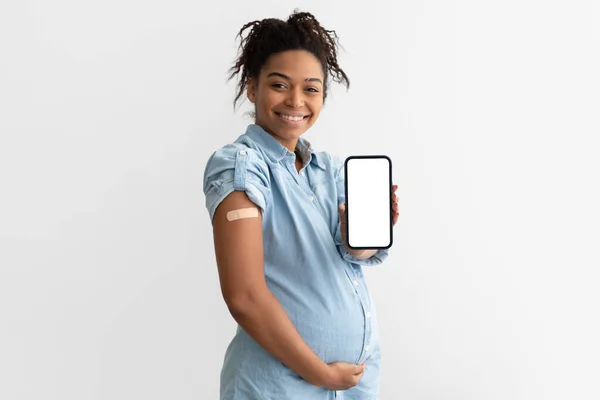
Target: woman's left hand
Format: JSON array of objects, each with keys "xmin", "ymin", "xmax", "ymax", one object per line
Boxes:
[{"xmin": 392, "ymin": 184, "xmax": 400, "ymax": 226}]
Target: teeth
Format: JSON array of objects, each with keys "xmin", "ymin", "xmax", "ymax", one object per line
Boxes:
[{"xmin": 278, "ymin": 113, "xmax": 305, "ymax": 121}]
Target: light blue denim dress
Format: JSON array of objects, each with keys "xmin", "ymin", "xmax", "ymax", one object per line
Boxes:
[{"xmin": 203, "ymin": 124, "xmax": 390, "ymax": 399}]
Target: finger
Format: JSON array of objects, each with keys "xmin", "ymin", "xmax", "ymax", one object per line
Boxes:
[
  {"xmin": 393, "ymin": 212, "xmax": 399, "ymax": 226},
  {"xmin": 393, "ymin": 202, "xmax": 398, "ymax": 211},
  {"xmin": 353, "ymin": 372, "xmax": 364, "ymax": 385}
]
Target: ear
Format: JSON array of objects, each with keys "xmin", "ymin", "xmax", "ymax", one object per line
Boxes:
[{"xmin": 246, "ymin": 78, "xmax": 256, "ymax": 103}]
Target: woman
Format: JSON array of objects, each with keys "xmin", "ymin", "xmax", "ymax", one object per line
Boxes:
[{"xmin": 203, "ymin": 10, "xmax": 400, "ymax": 399}]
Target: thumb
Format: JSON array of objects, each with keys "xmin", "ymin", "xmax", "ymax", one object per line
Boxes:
[
  {"xmin": 354, "ymin": 363, "xmax": 365, "ymax": 374},
  {"xmin": 338, "ymin": 203, "xmax": 346, "ymax": 215}
]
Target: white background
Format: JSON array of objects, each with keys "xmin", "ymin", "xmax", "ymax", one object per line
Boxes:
[{"xmin": 1, "ymin": 0, "xmax": 599, "ymax": 399}]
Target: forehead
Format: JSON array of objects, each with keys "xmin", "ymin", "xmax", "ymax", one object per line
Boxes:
[{"xmin": 261, "ymin": 50, "xmax": 324, "ymax": 80}]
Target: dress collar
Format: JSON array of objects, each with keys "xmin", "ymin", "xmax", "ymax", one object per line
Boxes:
[{"xmin": 244, "ymin": 124, "xmax": 326, "ymax": 169}]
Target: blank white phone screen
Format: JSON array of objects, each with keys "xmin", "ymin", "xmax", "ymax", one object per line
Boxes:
[{"xmin": 345, "ymin": 157, "xmax": 392, "ymax": 249}]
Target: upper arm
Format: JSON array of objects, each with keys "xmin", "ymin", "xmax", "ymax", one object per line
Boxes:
[
  {"xmin": 203, "ymin": 145, "xmax": 271, "ymax": 309},
  {"xmin": 212, "ymin": 190, "xmax": 266, "ymax": 308}
]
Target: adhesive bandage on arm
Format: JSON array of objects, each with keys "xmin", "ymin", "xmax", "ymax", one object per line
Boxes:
[{"xmin": 226, "ymin": 207, "xmax": 259, "ymax": 221}]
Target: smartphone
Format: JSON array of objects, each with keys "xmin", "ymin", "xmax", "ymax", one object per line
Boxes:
[{"xmin": 344, "ymin": 155, "xmax": 393, "ymax": 250}]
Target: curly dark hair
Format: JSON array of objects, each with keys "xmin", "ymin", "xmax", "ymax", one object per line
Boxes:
[{"xmin": 227, "ymin": 9, "xmax": 350, "ymax": 112}]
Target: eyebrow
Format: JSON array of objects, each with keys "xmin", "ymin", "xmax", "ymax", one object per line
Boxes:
[{"xmin": 266, "ymin": 72, "xmax": 323, "ymax": 84}]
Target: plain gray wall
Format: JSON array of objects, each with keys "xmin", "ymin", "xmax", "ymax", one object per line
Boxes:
[{"xmin": 1, "ymin": 0, "xmax": 599, "ymax": 399}]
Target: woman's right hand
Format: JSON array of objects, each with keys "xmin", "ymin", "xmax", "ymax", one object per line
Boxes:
[{"xmin": 320, "ymin": 362, "xmax": 366, "ymax": 390}]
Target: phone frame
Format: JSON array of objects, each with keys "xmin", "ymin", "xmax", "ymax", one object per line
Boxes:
[{"xmin": 344, "ymin": 155, "xmax": 393, "ymax": 250}]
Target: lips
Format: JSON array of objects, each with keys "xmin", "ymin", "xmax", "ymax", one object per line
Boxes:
[
  {"xmin": 274, "ymin": 111, "xmax": 309, "ymax": 125},
  {"xmin": 274, "ymin": 111, "xmax": 309, "ymax": 118}
]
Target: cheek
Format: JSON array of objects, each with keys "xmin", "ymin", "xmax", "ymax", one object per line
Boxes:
[
  {"xmin": 312, "ymin": 95, "xmax": 324, "ymax": 108},
  {"xmin": 261, "ymin": 95, "xmax": 282, "ymax": 113},
  {"xmin": 255, "ymin": 89, "xmax": 272, "ymax": 104},
  {"xmin": 310, "ymin": 101, "xmax": 323, "ymax": 117}
]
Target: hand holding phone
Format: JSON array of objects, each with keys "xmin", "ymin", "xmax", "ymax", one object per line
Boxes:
[{"xmin": 344, "ymin": 155, "xmax": 394, "ymax": 250}]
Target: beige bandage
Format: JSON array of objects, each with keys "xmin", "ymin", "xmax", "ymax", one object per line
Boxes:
[{"xmin": 226, "ymin": 207, "xmax": 259, "ymax": 221}]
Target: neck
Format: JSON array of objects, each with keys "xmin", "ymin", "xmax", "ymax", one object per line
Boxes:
[
  {"xmin": 268, "ymin": 133, "xmax": 298, "ymax": 153},
  {"xmin": 255, "ymin": 123, "xmax": 299, "ymax": 153}
]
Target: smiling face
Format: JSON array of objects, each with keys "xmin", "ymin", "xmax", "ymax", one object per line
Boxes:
[{"xmin": 246, "ymin": 50, "xmax": 325, "ymax": 151}]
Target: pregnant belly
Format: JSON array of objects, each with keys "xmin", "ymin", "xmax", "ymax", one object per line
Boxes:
[
  {"xmin": 264, "ymin": 257, "xmax": 371, "ymax": 364},
  {"xmin": 265, "ymin": 281, "xmax": 368, "ymax": 364},
  {"xmin": 290, "ymin": 307, "xmax": 367, "ymax": 365}
]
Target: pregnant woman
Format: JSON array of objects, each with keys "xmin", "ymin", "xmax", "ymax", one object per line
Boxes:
[{"xmin": 203, "ymin": 10, "xmax": 400, "ymax": 399}]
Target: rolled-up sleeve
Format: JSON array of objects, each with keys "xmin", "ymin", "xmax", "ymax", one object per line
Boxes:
[
  {"xmin": 203, "ymin": 145, "xmax": 271, "ymax": 223},
  {"xmin": 332, "ymin": 155, "xmax": 390, "ymax": 266}
]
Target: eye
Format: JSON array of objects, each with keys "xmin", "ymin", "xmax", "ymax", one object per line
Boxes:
[
  {"xmin": 271, "ymin": 83, "xmax": 286, "ymax": 89},
  {"xmin": 306, "ymin": 87, "xmax": 320, "ymax": 93}
]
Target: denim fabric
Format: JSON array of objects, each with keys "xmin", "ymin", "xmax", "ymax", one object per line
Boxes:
[{"xmin": 203, "ymin": 124, "xmax": 390, "ymax": 399}]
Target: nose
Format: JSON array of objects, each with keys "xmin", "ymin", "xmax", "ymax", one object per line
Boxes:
[{"xmin": 284, "ymin": 87, "xmax": 304, "ymax": 108}]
